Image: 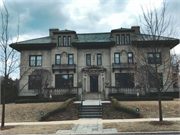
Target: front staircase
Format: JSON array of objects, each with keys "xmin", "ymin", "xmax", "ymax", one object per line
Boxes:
[
  {"xmin": 78, "ymin": 93, "xmax": 104, "ymax": 118},
  {"xmin": 79, "ymin": 105, "xmax": 102, "ymax": 118},
  {"xmin": 83, "ymin": 92, "xmax": 105, "ymax": 100}
]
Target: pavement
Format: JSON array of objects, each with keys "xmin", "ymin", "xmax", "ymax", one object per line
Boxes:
[{"xmin": 5, "ymin": 118, "xmax": 180, "ymax": 134}]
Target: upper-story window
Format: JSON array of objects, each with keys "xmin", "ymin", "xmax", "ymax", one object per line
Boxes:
[
  {"xmin": 63, "ymin": 36, "xmax": 66, "ymax": 46},
  {"xmin": 68, "ymin": 54, "xmax": 73, "ymax": 64},
  {"xmin": 55, "ymin": 54, "xmax": 61, "ymax": 65},
  {"xmin": 86, "ymin": 54, "xmax": 91, "ymax": 66},
  {"xmin": 68, "ymin": 36, "xmax": 71, "ymax": 46},
  {"xmin": 97, "ymin": 54, "xmax": 102, "ymax": 66},
  {"xmin": 114, "ymin": 53, "xmax": 120, "ymax": 64},
  {"xmin": 116, "ymin": 35, "xmax": 120, "ymax": 45},
  {"xmin": 128, "ymin": 52, "xmax": 133, "ymax": 63},
  {"xmin": 58, "ymin": 37, "xmax": 61, "ymax": 46},
  {"xmin": 126, "ymin": 34, "xmax": 130, "ymax": 44},
  {"xmin": 148, "ymin": 52, "xmax": 161, "ymax": 64},
  {"xmin": 121, "ymin": 34, "xmax": 125, "ymax": 44},
  {"xmin": 29, "ymin": 55, "xmax": 42, "ymax": 67}
]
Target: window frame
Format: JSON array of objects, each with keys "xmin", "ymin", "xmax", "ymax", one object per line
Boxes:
[
  {"xmin": 29, "ymin": 75, "xmax": 42, "ymax": 90},
  {"xmin": 86, "ymin": 54, "xmax": 91, "ymax": 66},
  {"xmin": 63, "ymin": 36, "xmax": 66, "ymax": 46},
  {"xmin": 68, "ymin": 36, "xmax": 71, "ymax": 46},
  {"xmin": 29, "ymin": 55, "xmax": 42, "ymax": 67},
  {"xmin": 114, "ymin": 53, "xmax": 120, "ymax": 64},
  {"xmin": 55, "ymin": 74, "xmax": 73, "ymax": 88},
  {"xmin": 55, "ymin": 54, "xmax": 61, "ymax": 65},
  {"xmin": 116, "ymin": 34, "xmax": 120, "ymax": 45},
  {"xmin": 126, "ymin": 34, "xmax": 130, "ymax": 44},
  {"xmin": 68, "ymin": 54, "xmax": 74, "ymax": 65},
  {"xmin": 121, "ymin": 34, "xmax": 125, "ymax": 45},
  {"xmin": 148, "ymin": 52, "xmax": 161, "ymax": 64},
  {"xmin": 97, "ymin": 54, "xmax": 102, "ymax": 66},
  {"xmin": 115, "ymin": 73, "xmax": 134, "ymax": 88},
  {"xmin": 128, "ymin": 52, "xmax": 133, "ymax": 64},
  {"xmin": 58, "ymin": 36, "xmax": 61, "ymax": 46}
]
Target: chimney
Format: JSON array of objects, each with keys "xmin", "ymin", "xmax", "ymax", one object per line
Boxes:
[
  {"xmin": 49, "ymin": 28, "xmax": 59, "ymax": 36},
  {"xmin": 131, "ymin": 26, "xmax": 140, "ymax": 33}
]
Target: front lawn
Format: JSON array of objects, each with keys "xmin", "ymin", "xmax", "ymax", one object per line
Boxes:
[{"xmin": 119, "ymin": 100, "xmax": 180, "ymax": 118}]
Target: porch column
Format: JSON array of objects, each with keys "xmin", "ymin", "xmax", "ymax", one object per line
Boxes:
[{"xmin": 105, "ymin": 86, "xmax": 109, "ymax": 100}]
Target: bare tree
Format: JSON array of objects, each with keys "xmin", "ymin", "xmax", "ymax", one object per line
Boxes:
[
  {"xmin": 0, "ymin": 3, "xmax": 29, "ymax": 128},
  {"xmin": 130, "ymin": 1, "xmax": 180, "ymax": 121},
  {"xmin": 30, "ymin": 68, "xmax": 52, "ymax": 99}
]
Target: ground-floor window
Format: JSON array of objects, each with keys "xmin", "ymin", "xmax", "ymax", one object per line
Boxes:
[
  {"xmin": 115, "ymin": 73, "xmax": 134, "ymax": 88},
  {"xmin": 55, "ymin": 74, "xmax": 73, "ymax": 88},
  {"xmin": 29, "ymin": 75, "xmax": 42, "ymax": 89}
]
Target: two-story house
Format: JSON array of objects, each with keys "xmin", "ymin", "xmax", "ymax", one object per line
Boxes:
[{"xmin": 10, "ymin": 26, "xmax": 179, "ymax": 98}]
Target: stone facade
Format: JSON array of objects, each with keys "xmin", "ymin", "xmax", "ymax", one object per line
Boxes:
[{"xmin": 10, "ymin": 26, "xmax": 179, "ymax": 97}]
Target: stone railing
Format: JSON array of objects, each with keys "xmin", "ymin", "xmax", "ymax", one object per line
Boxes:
[
  {"xmin": 44, "ymin": 87, "xmax": 82, "ymax": 98},
  {"xmin": 105, "ymin": 86, "xmax": 140, "ymax": 99}
]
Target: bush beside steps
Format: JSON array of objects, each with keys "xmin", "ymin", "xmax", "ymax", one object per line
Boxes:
[
  {"xmin": 109, "ymin": 96, "xmax": 140, "ymax": 118},
  {"xmin": 41, "ymin": 97, "xmax": 77, "ymax": 121}
]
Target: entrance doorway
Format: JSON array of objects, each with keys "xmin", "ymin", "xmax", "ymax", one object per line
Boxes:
[{"xmin": 90, "ymin": 76, "xmax": 98, "ymax": 92}]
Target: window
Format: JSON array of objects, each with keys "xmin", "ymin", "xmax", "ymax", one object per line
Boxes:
[
  {"xmin": 58, "ymin": 37, "xmax": 61, "ymax": 46},
  {"xmin": 148, "ymin": 52, "xmax": 161, "ymax": 64},
  {"xmin": 86, "ymin": 54, "xmax": 91, "ymax": 66},
  {"xmin": 55, "ymin": 54, "xmax": 61, "ymax": 65},
  {"xmin": 116, "ymin": 35, "xmax": 120, "ymax": 45},
  {"xmin": 121, "ymin": 34, "xmax": 125, "ymax": 44},
  {"xmin": 128, "ymin": 52, "xmax": 133, "ymax": 63},
  {"xmin": 29, "ymin": 75, "xmax": 42, "ymax": 89},
  {"xmin": 29, "ymin": 55, "xmax": 42, "ymax": 66},
  {"xmin": 97, "ymin": 54, "xmax": 102, "ymax": 65},
  {"xmin": 149, "ymin": 73, "xmax": 163, "ymax": 88},
  {"xmin": 55, "ymin": 74, "xmax": 73, "ymax": 88},
  {"xmin": 68, "ymin": 54, "xmax": 73, "ymax": 64},
  {"xmin": 114, "ymin": 53, "xmax": 120, "ymax": 64},
  {"xmin": 115, "ymin": 73, "xmax": 134, "ymax": 88},
  {"xmin": 126, "ymin": 34, "xmax": 130, "ymax": 44},
  {"xmin": 63, "ymin": 36, "xmax": 66, "ymax": 46},
  {"xmin": 68, "ymin": 36, "xmax": 71, "ymax": 46}
]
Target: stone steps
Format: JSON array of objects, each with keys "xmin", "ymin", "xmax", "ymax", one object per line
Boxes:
[
  {"xmin": 79, "ymin": 105, "xmax": 102, "ymax": 118},
  {"xmin": 83, "ymin": 92, "xmax": 105, "ymax": 100}
]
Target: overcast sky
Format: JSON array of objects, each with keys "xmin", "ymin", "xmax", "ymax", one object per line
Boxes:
[{"xmin": 0, "ymin": 0, "xmax": 180, "ymax": 79}]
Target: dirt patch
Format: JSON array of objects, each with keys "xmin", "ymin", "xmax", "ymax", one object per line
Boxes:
[
  {"xmin": 48, "ymin": 104, "xmax": 79, "ymax": 121},
  {"xmin": 0, "ymin": 102, "xmax": 63, "ymax": 122},
  {"xmin": 102, "ymin": 104, "xmax": 135, "ymax": 119},
  {"xmin": 150, "ymin": 121, "xmax": 174, "ymax": 126},
  {"xmin": 103, "ymin": 121, "xmax": 180, "ymax": 132},
  {"xmin": 119, "ymin": 100, "xmax": 180, "ymax": 118},
  {"xmin": 0, "ymin": 124, "xmax": 74, "ymax": 134},
  {"xmin": 1, "ymin": 126, "xmax": 14, "ymax": 130}
]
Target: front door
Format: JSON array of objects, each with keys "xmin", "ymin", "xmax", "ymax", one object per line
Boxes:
[{"xmin": 90, "ymin": 76, "xmax": 98, "ymax": 92}]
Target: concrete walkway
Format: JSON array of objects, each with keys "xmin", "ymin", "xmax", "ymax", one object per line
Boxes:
[
  {"xmin": 5, "ymin": 117, "xmax": 180, "ymax": 126},
  {"xmin": 4, "ymin": 118, "xmax": 180, "ymax": 134}
]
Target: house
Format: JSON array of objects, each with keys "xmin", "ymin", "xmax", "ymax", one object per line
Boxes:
[{"xmin": 10, "ymin": 26, "xmax": 179, "ymax": 99}]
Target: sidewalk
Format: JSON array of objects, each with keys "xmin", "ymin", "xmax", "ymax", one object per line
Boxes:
[{"xmin": 5, "ymin": 117, "xmax": 180, "ymax": 126}]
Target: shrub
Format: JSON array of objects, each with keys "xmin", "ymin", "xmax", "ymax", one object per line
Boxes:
[
  {"xmin": 110, "ymin": 96, "xmax": 140, "ymax": 117},
  {"xmin": 41, "ymin": 97, "xmax": 76, "ymax": 121},
  {"xmin": 15, "ymin": 95, "xmax": 78, "ymax": 103},
  {"xmin": 112, "ymin": 96, "xmax": 173, "ymax": 101}
]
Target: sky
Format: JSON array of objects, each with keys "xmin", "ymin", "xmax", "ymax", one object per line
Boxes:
[{"xmin": 0, "ymin": 0, "xmax": 180, "ymax": 79}]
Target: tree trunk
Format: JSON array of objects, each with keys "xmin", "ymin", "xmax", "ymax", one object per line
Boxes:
[
  {"xmin": 158, "ymin": 90, "xmax": 163, "ymax": 121},
  {"xmin": 1, "ymin": 88, "xmax": 5, "ymax": 128}
]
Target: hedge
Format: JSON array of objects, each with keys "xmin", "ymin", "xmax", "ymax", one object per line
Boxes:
[
  {"xmin": 150, "ymin": 92, "xmax": 179, "ymax": 98},
  {"xmin": 15, "ymin": 96, "xmax": 77, "ymax": 104},
  {"xmin": 109, "ymin": 96, "xmax": 140, "ymax": 117},
  {"xmin": 111, "ymin": 96, "xmax": 173, "ymax": 101},
  {"xmin": 41, "ymin": 97, "xmax": 77, "ymax": 121}
]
